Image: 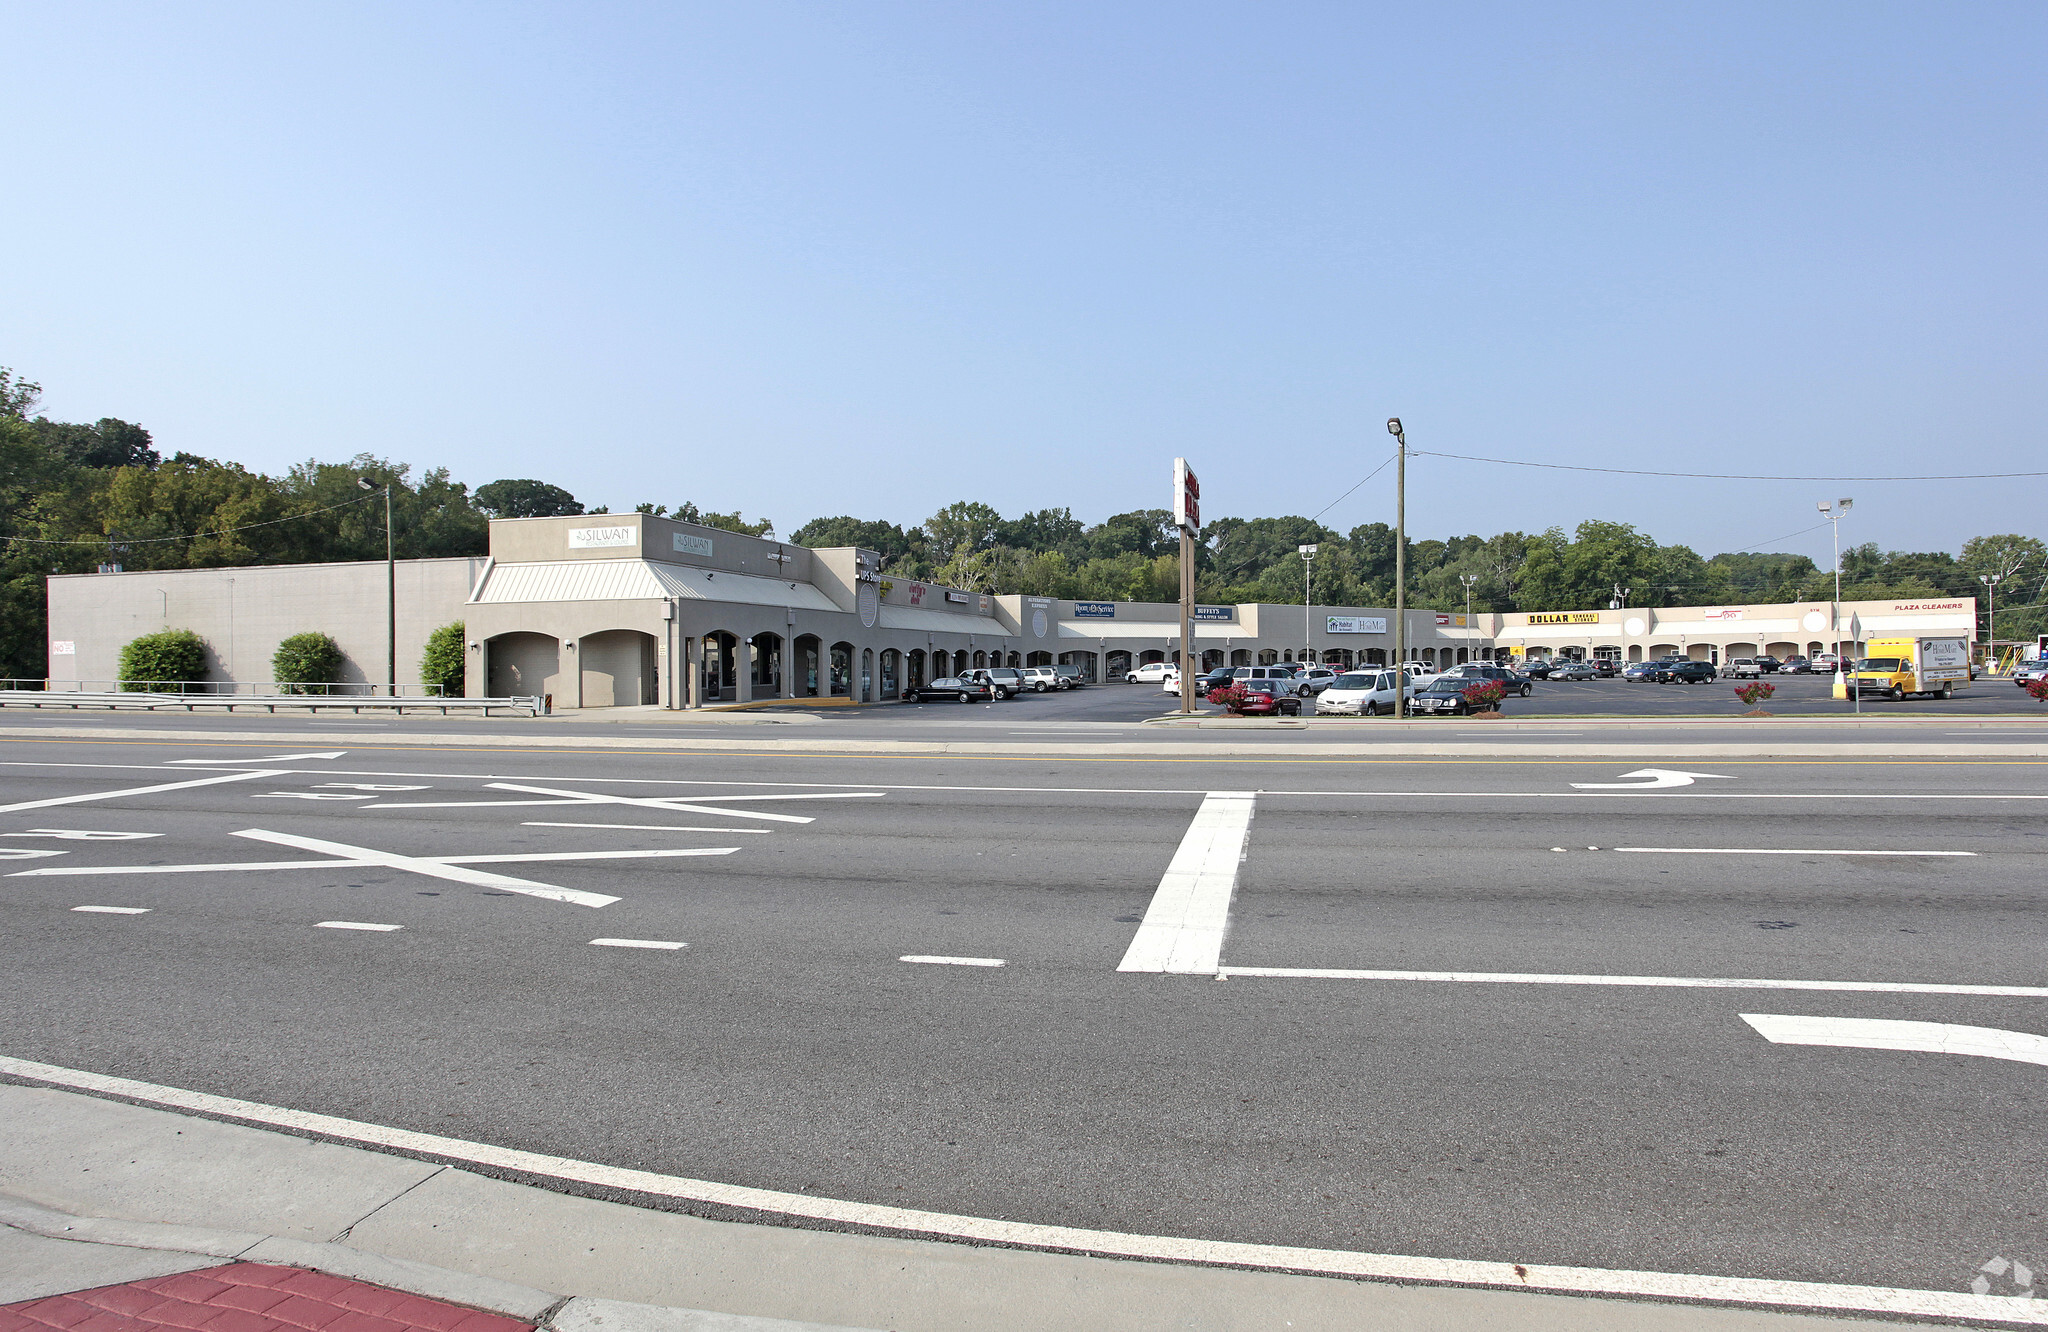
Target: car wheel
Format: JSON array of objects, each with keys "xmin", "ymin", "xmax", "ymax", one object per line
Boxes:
[
  {"xmin": 957, "ymin": 691, "xmax": 972, "ymax": 703},
  {"xmin": 1364, "ymin": 702, "xmax": 1380, "ymax": 717}
]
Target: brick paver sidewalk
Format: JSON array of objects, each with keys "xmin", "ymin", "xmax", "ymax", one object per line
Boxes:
[{"xmin": 0, "ymin": 1263, "xmax": 534, "ymax": 1332}]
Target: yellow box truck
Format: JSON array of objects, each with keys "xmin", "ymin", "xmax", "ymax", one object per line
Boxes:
[{"xmin": 1843, "ymin": 635, "xmax": 1971, "ymax": 700}]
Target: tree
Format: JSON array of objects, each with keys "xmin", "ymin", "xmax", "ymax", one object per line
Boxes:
[
  {"xmin": 921, "ymin": 501, "xmax": 1003, "ymax": 564},
  {"xmin": 117, "ymin": 629, "xmax": 208, "ymax": 690},
  {"xmin": 638, "ymin": 501, "xmax": 773, "ymax": 537},
  {"xmin": 475, "ymin": 479, "xmax": 583, "ymax": 518},
  {"xmin": 271, "ymin": 632, "xmax": 344, "ymax": 693},
  {"xmin": 29, "ymin": 417, "xmax": 159, "ymax": 469},
  {"xmin": 420, "ymin": 622, "xmax": 466, "ymax": 697},
  {"xmin": 790, "ymin": 516, "xmax": 919, "ymax": 564},
  {"xmin": 0, "ymin": 368, "xmax": 41, "ymax": 419},
  {"xmin": 1961, "ymin": 534, "xmax": 2047, "ymax": 585}
]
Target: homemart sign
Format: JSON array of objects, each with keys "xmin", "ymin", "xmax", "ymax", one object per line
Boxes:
[{"xmin": 1326, "ymin": 616, "xmax": 1388, "ymax": 634}]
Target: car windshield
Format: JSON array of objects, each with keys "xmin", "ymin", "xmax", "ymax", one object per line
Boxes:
[
  {"xmin": 1856, "ymin": 658, "xmax": 1902, "ymax": 671},
  {"xmin": 1331, "ymin": 673, "xmax": 1378, "ymax": 690}
]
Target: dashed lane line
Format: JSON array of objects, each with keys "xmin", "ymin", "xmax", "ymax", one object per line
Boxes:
[
  {"xmin": 315, "ymin": 921, "xmax": 402, "ymax": 932},
  {"xmin": 1117, "ymin": 792, "xmax": 1256, "ymax": 975},
  {"xmin": 1611, "ymin": 847, "xmax": 1975, "ymax": 857},
  {"xmin": 71, "ymin": 905, "xmax": 149, "ymax": 914},
  {"xmin": 523, "ymin": 822, "xmax": 770, "ymax": 834},
  {"xmin": 0, "ymin": 1054, "xmax": 2036, "ymax": 1326},
  {"xmin": 590, "ymin": 938, "xmax": 687, "ymax": 951},
  {"xmin": 1215, "ymin": 966, "xmax": 2048, "ymax": 997},
  {"xmin": 901, "ymin": 955, "xmax": 1006, "ymax": 967}
]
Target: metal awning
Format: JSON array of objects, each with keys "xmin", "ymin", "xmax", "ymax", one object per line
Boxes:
[
  {"xmin": 878, "ymin": 606, "xmax": 1002, "ymax": 634},
  {"xmin": 471, "ymin": 560, "xmax": 842, "ymax": 611},
  {"xmin": 1057, "ymin": 622, "xmax": 1246, "ymax": 641}
]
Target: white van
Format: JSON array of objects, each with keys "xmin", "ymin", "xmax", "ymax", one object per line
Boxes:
[{"xmin": 1315, "ymin": 668, "xmax": 1414, "ymax": 717}]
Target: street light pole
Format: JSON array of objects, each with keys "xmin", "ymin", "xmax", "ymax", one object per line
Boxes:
[
  {"xmin": 1818, "ymin": 498, "xmax": 1852, "ymax": 671},
  {"xmin": 1298, "ymin": 544, "xmax": 1318, "ymax": 667},
  {"xmin": 1460, "ymin": 573, "xmax": 1477, "ymax": 665},
  {"xmin": 360, "ymin": 476, "xmax": 395, "ymax": 696},
  {"xmin": 1979, "ymin": 573, "xmax": 2002, "ymax": 667},
  {"xmin": 1387, "ymin": 418, "xmax": 1407, "ymax": 717}
]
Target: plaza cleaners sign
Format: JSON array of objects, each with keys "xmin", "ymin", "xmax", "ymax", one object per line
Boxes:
[{"xmin": 568, "ymin": 525, "xmax": 637, "ymax": 549}]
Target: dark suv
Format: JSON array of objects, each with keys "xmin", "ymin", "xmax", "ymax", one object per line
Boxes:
[{"xmin": 1656, "ymin": 660, "xmax": 1717, "ymax": 684}]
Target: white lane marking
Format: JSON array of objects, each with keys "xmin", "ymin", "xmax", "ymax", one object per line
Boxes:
[
  {"xmin": 253, "ymin": 793, "xmax": 374, "ymax": 801},
  {"xmin": 1, "ymin": 1056, "xmax": 2037, "ymax": 1327},
  {"xmin": 523, "ymin": 821, "xmax": 769, "ymax": 834},
  {"xmin": 5, "ymin": 829, "xmax": 160, "ymax": 840},
  {"xmin": 12, "ymin": 846, "xmax": 736, "ymax": 876},
  {"xmin": 169, "ymin": 753, "xmax": 348, "ymax": 764},
  {"xmin": 317, "ymin": 783, "xmax": 431, "ymax": 792},
  {"xmin": 316, "ymin": 921, "xmax": 402, "ymax": 932},
  {"xmin": 233, "ymin": 829, "xmax": 619, "ymax": 908},
  {"xmin": 0, "ymin": 769, "xmax": 279, "ymax": 814},
  {"xmin": 13, "ymin": 761, "xmax": 2048, "ymax": 804},
  {"xmin": 590, "ymin": 937, "xmax": 687, "ymax": 950},
  {"xmin": 1613, "ymin": 847, "xmax": 1976, "ymax": 857},
  {"xmin": 1743, "ymin": 1014, "xmax": 2048, "ymax": 1068},
  {"xmin": 1216, "ymin": 967, "xmax": 2048, "ymax": 997},
  {"xmin": 0, "ymin": 849, "xmax": 65, "ymax": 860},
  {"xmin": 1118, "ymin": 792, "xmax": 1256, "ymax": 975},
  {"xmin": 621, "ymin": 792, "xmax": 884, "ymax": 804},
  {"xmin": 367, "ymin": 783, "xmax": 817, "ymax": 824},
  {"xmin": 901, "ymin": 955, "xmax": 1006, "ymax": 967},
  {"xmin": 72, "ymin": 905, "xmax": 149, "ymax": 914},
  {"xmin": 429, "ymin": 849, "xmax": 739, "ymax": 865},
  {"xmin": 1570, "ymin": 768, "xmax": 1734, "ymax": 790}
]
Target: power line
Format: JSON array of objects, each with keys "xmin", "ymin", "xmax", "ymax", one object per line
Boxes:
[
  {"xmin": 1412, "ymin": 450, "xmax": 2048, "ymax": 482},
  {"xmin": 4, "ymin": 490, "xmax": 382, "ymax": 547},
  {"xmin": 1311, "ymin": 451, "xmax": 1398, "ymax": 523}
]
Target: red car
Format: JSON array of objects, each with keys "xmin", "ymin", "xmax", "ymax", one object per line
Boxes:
[{"xmin": 1229, "ymin": 679, "xmax": 1303, "ymax": 716}]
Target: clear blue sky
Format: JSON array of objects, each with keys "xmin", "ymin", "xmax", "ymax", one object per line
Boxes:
[{"xmin": 7, "ymin": 2, "xmax": 2044, "ymax": 565}]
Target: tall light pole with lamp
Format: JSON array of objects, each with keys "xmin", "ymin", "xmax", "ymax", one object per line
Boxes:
[
  {"xmin": 1978, "ymin": 573, "xmax": 2002, "ymax": 668},
  {"xmin": 1460, "ymin": 573, "xmax": 1478, "ymax": 664},
  {"xmin": 358, "ymin": 476, "xmax": 395, "ymax": 696},
  {"xmin": 1298, "ymin": 544, "xmax": 1317, "ymax": 666},
  {"xmin": 1818, "ymin": 498, "xmax": 1852, "ymax": 668},
  {"xmin": 1386, "ymin": 418, "xmax": 1407, "ymax": 717}
]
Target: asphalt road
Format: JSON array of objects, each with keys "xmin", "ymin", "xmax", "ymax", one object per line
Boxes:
[{"xmin": 3, "ymin": 731, "xmax": 2045, "ymax": 1305}]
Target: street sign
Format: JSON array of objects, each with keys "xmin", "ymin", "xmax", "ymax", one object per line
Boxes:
[{"xmin": 1174, "ymin": 458, "xmax": 1200, "ymax": 532}]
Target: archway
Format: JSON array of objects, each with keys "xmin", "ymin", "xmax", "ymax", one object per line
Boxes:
[
  {"xmin": 1026, "ymin": 650, "xmax": 1053, "ymax": 667},
  {"xmin": 703, "ymin": 631, "xmax": 740, "ymax": 702},
  {"xmin": 486, "ymin": 633, "xmax": 559, "ymax": 701},
  {"xmin": 972, "ymin": 650, "xmax": 988, "ymax": 669},
  {"xmin": 1057, "ymin": 650, "xmax": 1098, "ymax": 682},
  {"xmin": 793, "ymin": 635, "xmax": 822, "ymax": 697},
  {"xmin": 1139, "ymin": 649, "xmax": 1165, "ymax": 666},
  {"xmin": 1106, "ymin": 650, "xmax": 1132, "ymax": 679},
  {"xmin": 879, "ymin": 649, "xmax": 900, "ymax": 698},
  {"xmin": 580, "ymin": 629, "xmax": 657, "ymax": 707},
  {"xmin": 1230, "ymin": 649, "xmax": 1250, "ymax": 666},
  {"xmin": 830, "ymin": 642, "xmax": 854, "ymax": 696},
  {"xmin": 1257, "ymin": 649, "xmax": 1279, "ymax": 665},
  {"xmin": 907, "ymin": 649, "xmax": 926, "ymax": 688},
  {"xmin": 1201, "ymin": 648, "xmax": 1224, "ymax": 670},
  {"xmin": 750, "ymin": 632, "xmax": 784, "ymax": 698}
]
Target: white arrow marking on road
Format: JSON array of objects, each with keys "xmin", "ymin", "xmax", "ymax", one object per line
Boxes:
[
  {"xmin": 1743, "ymin": 1013, "xmax": 2048, "ymax": 1068},
  {"xmin": 0, "ymin": 769, "xmax": 281, "ymax": 814},
  {"xmin": 1570, "ymin": 768, "xmax": 1734, "ymax": 790},
  {"xmin": 169, "ymin": 753, "xmax": 348, "ymax": 764}
]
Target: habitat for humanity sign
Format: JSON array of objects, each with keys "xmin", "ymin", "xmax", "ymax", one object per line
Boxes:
[
  {"xmin": 1326, "ymin": 616, "xmax": 1388, "ymax": 634},
  {"xmin": 1074, "ymin": 602, "xmax": 1116, "ymax": 618}
]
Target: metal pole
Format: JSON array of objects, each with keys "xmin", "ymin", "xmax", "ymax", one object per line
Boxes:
[
  {"xmin": 385, "ymin": 485, "xmax": 396, "ymax": 697},
  {"xmin": 1388, "ymin": 419, "xmax": 1406, "ymax": 718},
  {"xmin": 1179, "ymin": 526, "xmax": 1194, "ymax": 715}
]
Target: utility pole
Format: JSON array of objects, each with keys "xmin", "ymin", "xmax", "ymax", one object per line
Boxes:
[
  {"xmin": 1387, "ymin": 419, "xmax": 1407, "ymax": 717},
  {"xmin": 1978, "ymin": 573, "xmax": 2002, "ymax": 666},
  {"xmin": 360, "ymin": 475, "xmax": 396, "ymax": 696}
]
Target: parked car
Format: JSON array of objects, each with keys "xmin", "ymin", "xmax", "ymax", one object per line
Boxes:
[
  {"xmin": 1407, "ymin": 678, "xmax": 1498, "ymax": 715},
  {"xmin": 1437, "ymin": 663, "xmax": 1533, "ymax": 697},
  {"xmin": 1726, "ymin": 658, "xmax": 1764, "ymax": 679},
  {"xmin": 1655, "ymin": 660, "xmax": 1717, "ymax": 683},
  {"xmin": 1053, "ymin": 665, "xmax": 1089, "ymax": 688},
  {"xmin": 1315, "ymin": 669, "xmax": 1414, "ymax": 716},
  {"xmin": 905, "ymin": 676, "xmax": 996, "ymax": 703},
  {"xmin": 966, "ymin": 667, "xmax": 1025, "ymax": 698},
  {"xmin": 1590, "ymin": 658, "xmax": 1620, "ymax": 677},
  {"xmin": 1810, "ymin": 652, "xmax": 1843, "ymax": 673},
  {"xmin": 1126, "ymin": 662, "xmax": 1179, "ymax": 684},
  {"xmin": 1226, "ymin": 679, "xmax": 1303, "ymax": 716},
  {"xmin": 1780, "ymin": 656, "xmax": 1812, "ymax": 674},
  {"xmin": 1288, "ymin": 666, "xmax": 1340, "ymax": 697},
  {"xmin": 1019, "ymin": 666, "xmax": 1062, "ymax": 692},
  {"xmin": 1622, "ymin": 661, "xmax": 1659, "ymax": 682},
  {"xmin": 2015, "ymin": 660, "xmax": 2048, "ymax": 687},
  {"xmin": 1754, "ymin": 656, "xmax": 1782, "ymax": 674},
  {"xmin": 1549, "ymin": 661, "xmax": 1597, "ymax": 681}
]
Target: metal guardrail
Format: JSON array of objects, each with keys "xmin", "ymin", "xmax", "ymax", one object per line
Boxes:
[
  {"xmin": 0, "ymin": 690, "xmax": 545, "ymax": 717},
  {"xmin": 4, "ymin": 678, "xmax": 465, "ymax": 698}
]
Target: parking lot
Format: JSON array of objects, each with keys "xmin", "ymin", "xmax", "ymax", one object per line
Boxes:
[{"xmin": 877, "ymin": 669, "xmax": 2047, "ymax": 724}]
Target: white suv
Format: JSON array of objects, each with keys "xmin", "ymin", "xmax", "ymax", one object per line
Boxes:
[
  {"xmin": 1020, "ymin": 667, "xmax": 1063, "ymax": 692},
  {"xmin": 1127, "ymin": 662, "xmax": 1179, "ymax": 684}
]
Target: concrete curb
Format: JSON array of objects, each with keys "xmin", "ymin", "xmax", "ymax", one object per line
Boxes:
[
  {"xmin": 0, "ymin": 1195, "xmax": 876, "ymax": 1332},
  {"xmin": 3, "ymin": 723, "xmax": 2045, "ymax": 759}
]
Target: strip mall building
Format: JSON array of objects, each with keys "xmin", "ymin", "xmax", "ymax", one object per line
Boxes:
[{"xmin": 44, "ymin": 513, "xmax": 1976, "ymax": 706}]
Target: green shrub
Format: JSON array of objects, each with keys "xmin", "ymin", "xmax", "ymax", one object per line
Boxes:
[
  {"xmin": 272, "ymin": 632, "xmax": 344, "ymax": 695},
  {"xmin": 420, "ymin": 621, "xmax": 466, "ymax": 697},
  {"xmin": 117, "ymin": 629, "xmax": 208, "ymax": 692}
]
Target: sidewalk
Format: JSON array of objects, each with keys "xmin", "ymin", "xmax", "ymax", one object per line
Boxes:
[{"xmin": 0, "ymin": 1080, "xmax": 1963, "ymax": 1332}]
